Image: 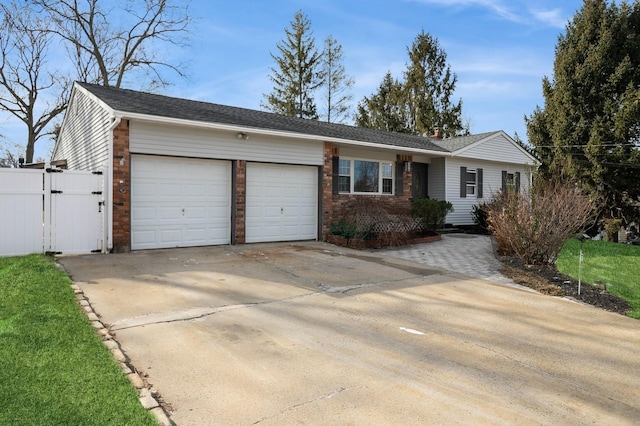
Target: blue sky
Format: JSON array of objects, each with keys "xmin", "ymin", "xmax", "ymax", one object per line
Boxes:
[{"xmin": 2, "ymin": 0, "xmax": 588, "ymax": 160}]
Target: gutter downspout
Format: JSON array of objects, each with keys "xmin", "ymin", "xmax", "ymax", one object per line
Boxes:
[{"xmin": 106, "ymin": 115, "xmax": 122, "ymax": 253}]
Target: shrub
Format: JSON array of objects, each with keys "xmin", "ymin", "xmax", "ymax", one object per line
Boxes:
[
  {"xmin": 471, "ymin": 203, "xmax": 490, "ymax": 231},
  {"xmin": 409, "ymin": 198, "xmax": 453, "ymax": 232},
  {"xmin": 604, "ymin": 218, "xmax": 622, "ymax": 242},
  {"xmin": 336, "ymin": 198, "xmax": 415, "ymax": 247},
  {"xmin": 486, "ymin": 181, "xmax": 595, "ymax": 265},
  {"xmin": 329, "ymin": 220, "xmax": 357, "ymax": 238}
]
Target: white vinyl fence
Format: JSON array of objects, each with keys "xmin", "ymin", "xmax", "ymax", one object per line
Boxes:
[{"xmin": 0, "ymin": 166, "xmax": 104, "ymax": 257}]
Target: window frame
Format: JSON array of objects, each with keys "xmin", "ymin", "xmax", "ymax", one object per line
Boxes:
[
  {"xmin": 338, "ymin": 157, "xmax": 395, "ymax": 195},
  {"xmin": 466, "ymin": 169, "xmax": 477, "ymax": 196},
  {"xmin": 338, "ymin": 159, "xmax": 351, "ymax": 193},
  {"xmin": 502, "ymin": 170, "xmax": 521, "ymax": 194}
]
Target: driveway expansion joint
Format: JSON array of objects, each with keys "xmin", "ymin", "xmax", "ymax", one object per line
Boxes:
[
  {"xmin": 69, "ymin": 281, "xmax": 173, "ymax": 426},
  {"xmin": 252, "ymin": 386, "xmax": 349, "ymax": 424}
]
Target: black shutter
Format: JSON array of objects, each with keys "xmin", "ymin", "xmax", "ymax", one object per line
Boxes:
[
  {"xmin": 332, "ymin": 156, "xmax": 339, "ymax": 195},
  {"xmin": 395, "ymin": 162, "xmax": 404, "ymax": 196},
  {"xmin": 460, "ymin": 167, "xmax": 467, "ymax": 198},
  {"xmin": 477, "ymin": 168, "xmax": 483, "ymax": 198},
  {"xmin": 501, "ymin": 170, "xmax": 508, "ymax": 192},
  {"xmin": 515, "ymin": 172, "xmax": 521, "ymax": 193}
]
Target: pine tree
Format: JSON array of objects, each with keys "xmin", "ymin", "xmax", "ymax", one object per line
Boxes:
[
  {"xmin": 355, "ymin": 72, "xmax": 407, "ymax": 133},
  {"xmin": 404, "ymin": 30, "xmax": 466, "ymax": 137},
  {"xmin": 319, "ymin": 35, "xmax": 354, "ymax": 123},
  {"xmin": 262, "ymin": 11, "xmax": 322, "ymax": 119},
  {"xmin": 526, "ymin": 0, "xmax": 640, "ymax": 220},
  {"xmin": 356, "ymin": 30, "xmax": 467, "ymax": 137}
]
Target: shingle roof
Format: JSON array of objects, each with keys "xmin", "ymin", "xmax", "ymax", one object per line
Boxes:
[
  {"xmin": 431, "ymin": 131, "xmax": 500, "ymax": 152},
  {"xmin": 77, "ymin": 82, "xmax": 497, "ymax": 154}
]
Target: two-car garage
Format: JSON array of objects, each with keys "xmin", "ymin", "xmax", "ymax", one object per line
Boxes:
[{"xmin": 130, "ymin": 154, "xmax": 318, "ymax": 250}]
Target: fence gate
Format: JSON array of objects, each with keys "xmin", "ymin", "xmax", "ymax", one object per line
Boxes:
[{"xmin": 0, "ymin": 167, "xmax": 104, "ymax": 257}]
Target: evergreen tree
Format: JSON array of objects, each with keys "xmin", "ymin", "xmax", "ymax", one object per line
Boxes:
[
  {"xmin": 355, "ymin": 72, "xmax": 408, "ymax": 133},
  {"xmin": 356, "ymin": 30, "xmax": 467, "ymax": 137},
  {"xmin": 526, "ymin": 0, "xmax": 640, "ymax": 220},
  {"xmin": 404, "ymin": 30, "xmax": 466, "ymax": 137},
  {"xmin": 319, "ymin": 35, "xmax": 354, "ymax": 123},
  {"xmin": 262, "ymin": 10, "xmax": 322, "ymax": 119}
]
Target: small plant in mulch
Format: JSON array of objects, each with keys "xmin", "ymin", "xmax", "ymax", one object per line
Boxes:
[{"xmin": 500, "ymin": 256, "xmax": 632, "ymax": 316}]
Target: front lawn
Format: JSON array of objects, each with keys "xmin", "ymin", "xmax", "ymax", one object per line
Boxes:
[
  {"xmin": 557, "ymin": 239, "xmax": 640, "ymax": 319},
  {"xmin": 0, "ymin": 254, "xmax": 156, "ymax": 426}
]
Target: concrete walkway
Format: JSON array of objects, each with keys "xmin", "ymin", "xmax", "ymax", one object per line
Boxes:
[{"xmin": 380, "ymin": 233, "xmax": 519, "ymax": 287}]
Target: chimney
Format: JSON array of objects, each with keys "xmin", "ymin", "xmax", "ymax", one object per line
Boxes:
[{"xmin": 432, "ymin": 128, "xmax": 443, "ymax": 139}]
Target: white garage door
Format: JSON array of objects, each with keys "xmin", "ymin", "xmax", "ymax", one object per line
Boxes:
[
  {"xmin": 246, "ymin": 163, "xmax": 318, "ymax": 243},
  {"xmin": 131, "ymin": 155, "xmax": 231, "ymax": 250}
]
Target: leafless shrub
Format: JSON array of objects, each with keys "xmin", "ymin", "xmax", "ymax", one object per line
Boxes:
[
  {"xmin": 340, "ymin": 198, "xmax": 416, "ymax": 247},
  {"xmin": 487, "ymin": 181, "xmax": 596, "ymax": 265}
]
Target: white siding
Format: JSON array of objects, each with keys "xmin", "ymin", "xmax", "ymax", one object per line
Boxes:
[
  {"xmin": 428, "ymin": 157, "xmax": 446, "ymax": 200},
  {"xmin": 338, "ymin": 147, "xmax": 396, "ymax": 162},
  {"xmin": 445, "ymin": 157, "xmax": 532, "ymax": 226},
  {"xmin": 52, "ymin": 88, "xmax": 111, "ymax": 171},
  {"xmin": 130, "ymin": 121, "xmax": 324, "ymax": 165},
  {"xmin": 454, "ymin": 133, "xmax": 535, "ymax": 165}
]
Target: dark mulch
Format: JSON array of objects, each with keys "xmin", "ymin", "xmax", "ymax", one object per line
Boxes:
[{"xmin": 499, "ymin": 256, "xmax": 632, "ymax": 316}]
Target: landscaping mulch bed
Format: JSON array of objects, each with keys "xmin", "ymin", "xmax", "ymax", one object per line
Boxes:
[{"xmin": 500, "ymin": 256, "xmax": 632, "ymax": 316}]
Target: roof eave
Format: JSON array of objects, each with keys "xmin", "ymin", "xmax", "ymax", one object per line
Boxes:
[{"xmin": 114, "ymin": 110, "xmax": 451, "ymax": 157}]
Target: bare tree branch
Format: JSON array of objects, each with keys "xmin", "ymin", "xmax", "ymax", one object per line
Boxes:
[
  {"xmin": 32, "ymin": 0, "xmax": 192, "ymax": 89},
  {"xmin": 0, "ymin": 1, "xmax": 69, "ymax": 162}
]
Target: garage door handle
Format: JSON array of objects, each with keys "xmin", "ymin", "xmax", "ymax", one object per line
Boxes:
[
  {"xmin": 182, "ymin": 208, "xmax": 185, "ymax": 215},
  {"xmin": 281, "ymin": 208, "xmax": 283, "ymax": 214}
]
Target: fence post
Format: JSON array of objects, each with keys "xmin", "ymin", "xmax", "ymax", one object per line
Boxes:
[{"xmin": 43, "ymin": 165, "xmax": 52, "ymax": 253}]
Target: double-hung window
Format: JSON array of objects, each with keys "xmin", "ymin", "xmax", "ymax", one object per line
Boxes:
[
  {"xmin": 338, "ymin": 159, "xmax": 351, "ymax": 192},
  {"xmin": 460, "ymin": 166, "xmax": 483, "ymax": 198},
  {"xmin": 502, "ymin": 170, "xmax": 521, "ymax": 193},
  {"xmin": 466, "ymin": 169, "xmax": 477, "ymax": 196},
  {"xmin": 338, "ymin": 158, "xmax": 394, "ymax": 195}
]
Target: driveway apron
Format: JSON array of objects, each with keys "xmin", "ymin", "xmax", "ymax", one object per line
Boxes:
[{"xmin": 58, "ymin": 242, "xmax": 640, "ymax": 425}]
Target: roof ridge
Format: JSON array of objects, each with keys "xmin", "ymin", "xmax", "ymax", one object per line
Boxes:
[{"xmin": 75, "ymin": 82, "xmax": 498, "ymax": 154}]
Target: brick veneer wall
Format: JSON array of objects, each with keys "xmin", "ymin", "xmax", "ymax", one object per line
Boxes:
[
  {"xmin": 112, "ymin": 119, "xmax": 131, "ymax": 253},
  {"xmin": 321, "ymin": 143, "xmax": 336, "ymax": 238},
  {"xmin": 234, "ymin": 160, "xmax": 246, "ymax": 244},
  {"xmin": 322, "ymin": 142, "xmax": 413, "ymax": 239}
]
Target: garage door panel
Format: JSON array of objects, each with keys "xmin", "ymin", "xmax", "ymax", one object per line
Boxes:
[
  {"xmin": 245, "ymin": 163, "xmax": 317, "ymax": 243},
  {"xmin": 131, "ymin": 155, "xmax": 231, "ymax": 250}
]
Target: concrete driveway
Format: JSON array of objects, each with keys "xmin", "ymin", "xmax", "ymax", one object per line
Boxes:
[{"xmin": 58, "ymin": 242, "xmax": 640, "ymax": 425}]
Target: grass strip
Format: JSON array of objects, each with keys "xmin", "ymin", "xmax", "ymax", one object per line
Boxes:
[
  {"xmin": 557, "ymin": 239, "xmax": 640, "ymax": 319},
  {"xmin": 0, "ymin": 254, "xmax": 156, "ymax": 425}
]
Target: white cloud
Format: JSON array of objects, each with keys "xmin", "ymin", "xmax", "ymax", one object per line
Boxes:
[
  {"xmin": 409, "ymin": 0, "xmax": 573, "ymax": 28},
  {"xmin": 409, "ymin": 0, "xmax": 522, "ymax": 23},
  {"xmin": 530, "ymin": 8, "xmax": 568, "ymax": 29}
]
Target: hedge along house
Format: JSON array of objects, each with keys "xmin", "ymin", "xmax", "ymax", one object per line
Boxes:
[{"xmin": 52, "ymin": 82, "xmax": 536, "ymax": 253}]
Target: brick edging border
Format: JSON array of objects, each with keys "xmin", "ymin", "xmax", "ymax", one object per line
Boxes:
[{"xmin": 70, "ymin": 281, "xmax": 173, "ymax": 426}]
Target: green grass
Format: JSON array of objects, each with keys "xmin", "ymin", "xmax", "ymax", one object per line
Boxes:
[
  {"xmin": 557, "ymin": 239, "xmax": 640, "ymax": 319},
  {"xmin": 0, "ymin": 254, "xmax": 156, "ymax": 426}
]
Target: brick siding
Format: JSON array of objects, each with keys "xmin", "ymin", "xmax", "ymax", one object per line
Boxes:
[
  {"xmin": 321, "ymin": 142, "xmax": 414, "ymax": 239},
  {"xmin": 112, "ymin": 119, "xmax": 131, "ymax": 253},
  {"xmin": 234, "ymin": 160, "xmax": 246, "ymax": 244}
]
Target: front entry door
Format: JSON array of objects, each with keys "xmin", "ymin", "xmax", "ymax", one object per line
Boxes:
[{"xmin": 412, "ymin": 162, "xmax": 428, "ymax": 199}]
